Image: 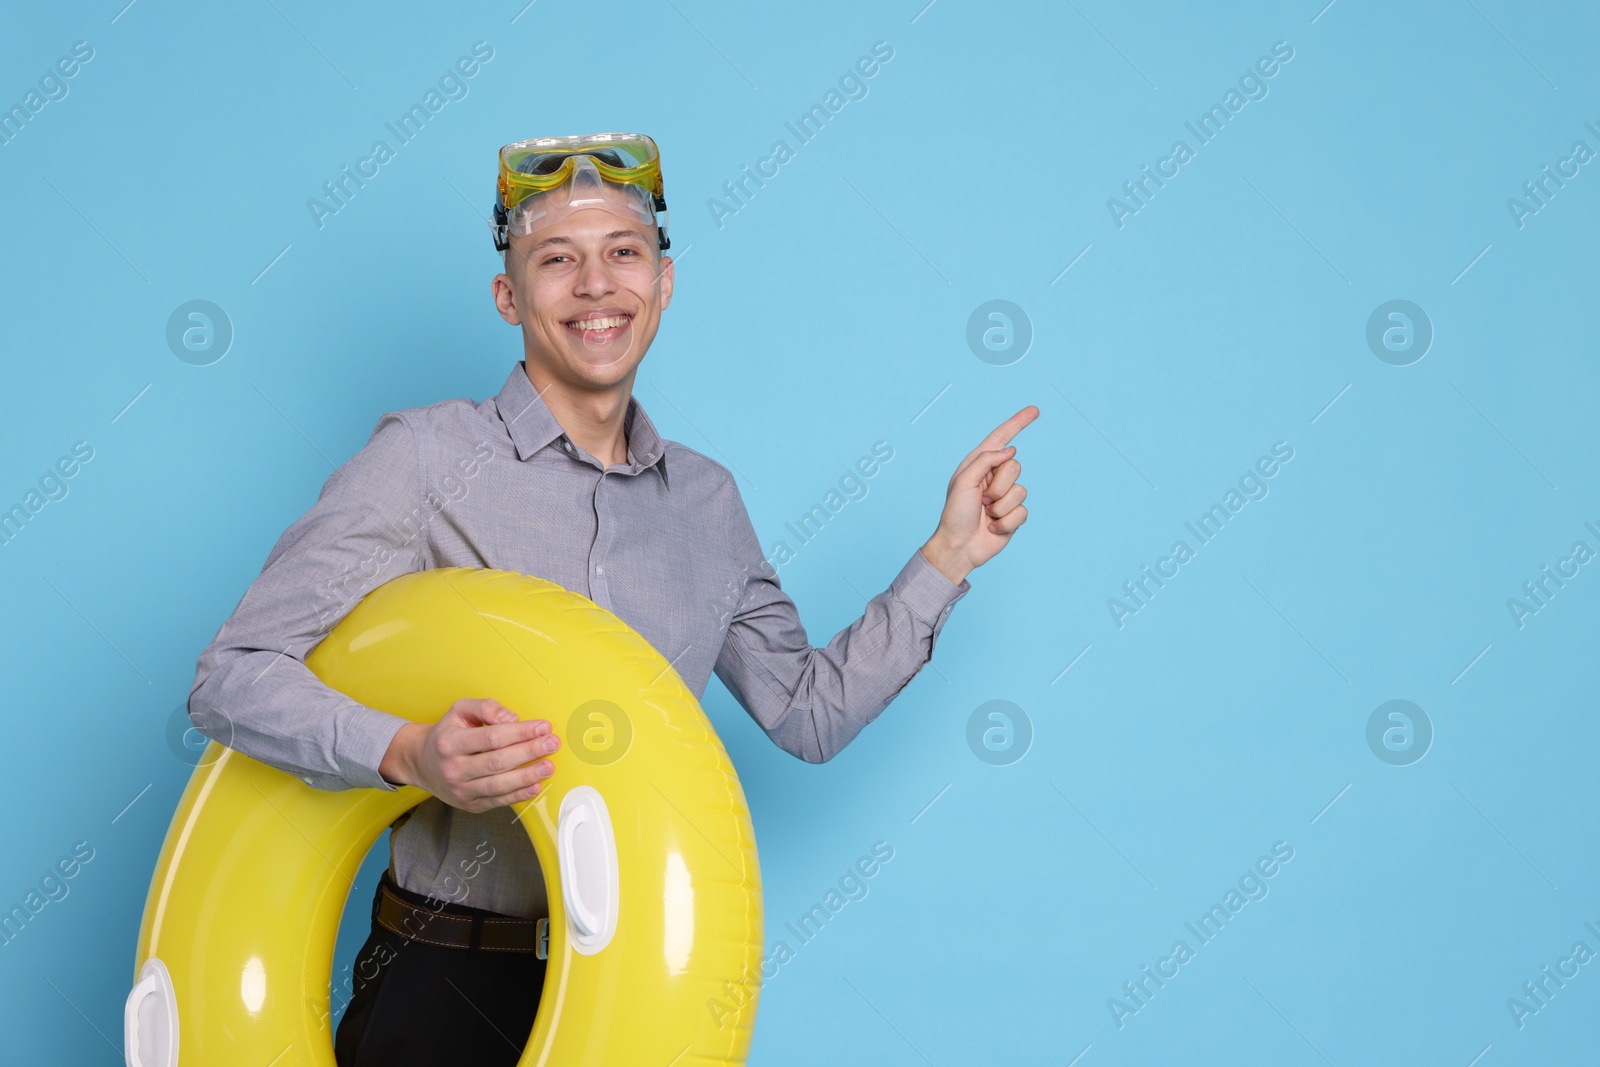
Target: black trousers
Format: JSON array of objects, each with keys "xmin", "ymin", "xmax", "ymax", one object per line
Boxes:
[{"xmin": 333, "ymin": 872, "xmax": 547, "ymax": 1067}]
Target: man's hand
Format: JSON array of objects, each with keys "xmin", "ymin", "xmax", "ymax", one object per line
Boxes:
[
  {"xmin": 378, "ymin": 697, "xmax": 560, "ymax": 813},
  {"xmin": 921, "ymin": 405, "xmax": 1039, "ymax": 585}
]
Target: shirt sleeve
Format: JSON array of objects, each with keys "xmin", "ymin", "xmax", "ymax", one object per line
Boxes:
[
  {"xmin": 711, "ymin": 480, "xmax": 971, "ymax": 764},
  {"xmin": 187, "ymin": 412, "xmax": 428, "ymax": 792}
]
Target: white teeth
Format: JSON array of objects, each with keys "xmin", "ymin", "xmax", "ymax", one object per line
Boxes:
[{"xmin": 569, "ymin": 315, "xmax": 628, "ymax": 331}]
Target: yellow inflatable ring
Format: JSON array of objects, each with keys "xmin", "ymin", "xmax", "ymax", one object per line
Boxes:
[{"xmin": 126, "ymin": 568, "xmax": 764, "ymax": 1066}]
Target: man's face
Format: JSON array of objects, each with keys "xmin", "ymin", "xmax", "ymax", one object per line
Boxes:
[{"xmin": 492, "ymin": 195, "xmax": 674, "ymax": 390}]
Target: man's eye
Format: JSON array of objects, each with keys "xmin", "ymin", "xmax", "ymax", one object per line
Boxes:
[{"xmin": 613, "ymin": 248, "xmax": 637, "ymax": 257}]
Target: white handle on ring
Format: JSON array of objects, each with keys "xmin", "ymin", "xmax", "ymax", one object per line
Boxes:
[
  {"xmin": 123, "ymin": 957, "xmax": 178, "ymax": 1067},
  {"xmin": 559, "ymin": 805, "xmax": 600, "ymax": 936},
  {"xmin": 556, "ymin": 785, "xmax": 619, "ymax": 955}
]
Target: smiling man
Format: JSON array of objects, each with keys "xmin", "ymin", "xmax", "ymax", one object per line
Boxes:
[{"xmin": 188, "ymin": 131, "xmax": 1036, "ymax": 1066}]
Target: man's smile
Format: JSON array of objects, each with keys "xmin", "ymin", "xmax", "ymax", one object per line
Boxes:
[{"xmin": 563, "ymin": 309, "xmax": 633, "ymax": 343}]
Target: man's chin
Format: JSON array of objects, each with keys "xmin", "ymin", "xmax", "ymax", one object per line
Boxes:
[
  {"xmin": 551, "ymin": 340, "xmax": 641, "ymax": 381},
  {"xmin": 570, "ymin": 331, "xmax": 637, "ymax": 366}
]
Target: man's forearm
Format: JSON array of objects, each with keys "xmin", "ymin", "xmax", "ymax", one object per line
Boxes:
[{"xmin": 189, "ymin": 652, "xmax": 411, "ymax": 791}]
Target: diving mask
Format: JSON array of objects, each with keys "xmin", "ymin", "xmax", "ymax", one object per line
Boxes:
[{"xmin": 491, "ymin": 132, "xmax": 669, "ymax": 252}]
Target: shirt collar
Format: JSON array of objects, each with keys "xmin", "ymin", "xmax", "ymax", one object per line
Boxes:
[{"xmin": 493, "ymin": 361, "xmax": 669, "ymax": 490}]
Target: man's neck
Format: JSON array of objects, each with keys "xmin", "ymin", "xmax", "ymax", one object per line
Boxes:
[{"xmin": 522, "ymin": 361, "xmax": 633, "ymax": 468}]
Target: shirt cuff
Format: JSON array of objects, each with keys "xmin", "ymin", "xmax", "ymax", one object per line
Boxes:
[
  {"xmin": 334, "ymin": 700, "xmax": 412, "ymax": 792},
  {"xmin": 890, "ymin": 547, "xmax": 972, "ymax": 628}
]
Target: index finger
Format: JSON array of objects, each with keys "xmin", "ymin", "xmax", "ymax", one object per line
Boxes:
[
  {"xmin": 451, "ymin": 717, "xmax": 551, "ymax": 756},
  {"xmin": 962, "ymin": 405, "xmax": 1040, "ymax": 467}
]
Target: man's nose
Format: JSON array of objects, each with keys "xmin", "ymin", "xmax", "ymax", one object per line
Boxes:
[{"xmin": 573, "ymin": 258, "xmax": 617, "ymax": 298}]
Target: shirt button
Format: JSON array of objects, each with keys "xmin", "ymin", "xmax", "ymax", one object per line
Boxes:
[
  {"xmin": 595, "ymin": 565, "xmax": 604, "ymax": 575},
  {"xmin": 563, "ymin": 440, "xmax": 573, "ymax": 453}
]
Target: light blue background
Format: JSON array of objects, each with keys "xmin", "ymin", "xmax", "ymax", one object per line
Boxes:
[{"xmin": 2, "ymin": 1, "xmax": 1596, "ymax": 1063}]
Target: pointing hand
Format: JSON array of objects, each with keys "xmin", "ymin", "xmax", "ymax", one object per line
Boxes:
[{"xmin": 920, "ymin": 405, "xmax": 1039, "ymax": 584}]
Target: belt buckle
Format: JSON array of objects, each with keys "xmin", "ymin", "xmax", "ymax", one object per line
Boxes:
[{"xmin": 536, "ymin": 918, "xmax": 549, "ymax": 960}]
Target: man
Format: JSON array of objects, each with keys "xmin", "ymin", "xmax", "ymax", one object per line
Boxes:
[{"xmin": 188, "ymin": 131, "xmax": 1035, "ymax": 1066}]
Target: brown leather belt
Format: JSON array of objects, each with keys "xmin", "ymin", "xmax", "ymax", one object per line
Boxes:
[{"xmin": 375, "ymin": 878, "xmax": 549, "ymax": 957}]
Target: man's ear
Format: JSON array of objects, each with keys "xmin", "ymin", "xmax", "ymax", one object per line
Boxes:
[
  {"xmin": 657, "ymin": 253, "xmax": 675, "ymax": 311},
  {"xmin": 491, "ymin": 269, "xmax": 522, "ymax": 326}
]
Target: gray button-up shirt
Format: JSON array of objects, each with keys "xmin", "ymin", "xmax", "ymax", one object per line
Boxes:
[{"xmin": 189, "ymin": 362, "xmax": 970, "ymax": 917}]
